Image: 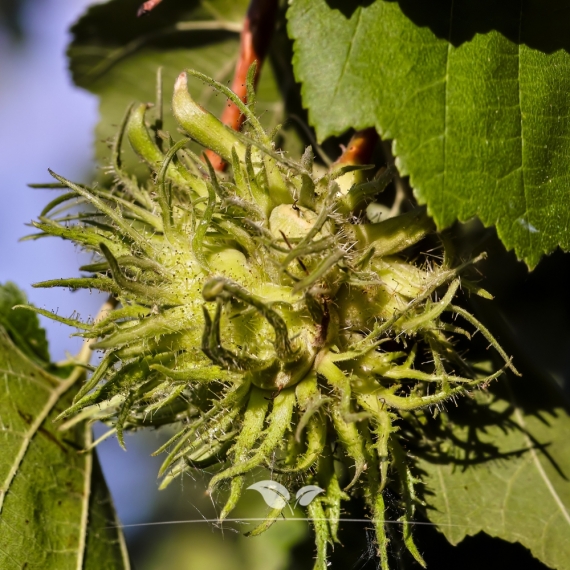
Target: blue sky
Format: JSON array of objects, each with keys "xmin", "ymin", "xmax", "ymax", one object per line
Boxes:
[
  {"xmin": 0, "ymin": 0, "xmax": 164, "ymax": 527},
  {"xmin": 0, "ymin": 0, "xmax": 106, "ymax": 360}
]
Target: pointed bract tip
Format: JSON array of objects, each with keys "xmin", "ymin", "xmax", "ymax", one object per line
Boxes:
[{"xmin": 175, "ymin": 71, "xmax": 188, "ymax": 92}]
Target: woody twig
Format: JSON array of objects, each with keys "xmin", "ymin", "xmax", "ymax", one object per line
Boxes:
[
  {"xmin": 334, "ymin": 127, "xmax": 379, "ymax": 167},
  {"xmin": 206, "ymin": 0, "xmax": 279, "ymax": 171},
  {"xmin": 137, "ymin": 0, "xmax": 163, "ymax": 17}
]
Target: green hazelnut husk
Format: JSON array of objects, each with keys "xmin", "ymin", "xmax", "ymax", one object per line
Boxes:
[{"xmin": 27, "ymin": 69, "xmax": 517, "ymax": 570}]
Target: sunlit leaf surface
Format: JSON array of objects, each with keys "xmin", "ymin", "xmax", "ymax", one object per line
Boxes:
[
  {"xmin": 287, "ymin": 0, "xmax": 570, "ymax": 267},
  {"xmin": 0, "ymin": 283, "xmax": 128, "ymax": 569}
]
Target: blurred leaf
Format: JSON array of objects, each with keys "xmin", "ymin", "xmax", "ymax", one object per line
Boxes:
[
  {"xmin": 0, "ymin": 324, "xmax": 129, "ymax": 569},
  {"xmin": 416, "ymin": 379, "xmax": 570, "ymax": 569},
  {"xmin": 68, "ymin": 0, "xmax": 299, "ymax": 178},
  {"xmin": 287, "ymin": 0, "xmax": 570, "ymax": 267},
  {"xmin": 0, "ymin": 281, "xmax": 49, "ymax": 365},
  {"xmin": 0, "ymin": 0, "xmax": 39, "ymax": 41}
]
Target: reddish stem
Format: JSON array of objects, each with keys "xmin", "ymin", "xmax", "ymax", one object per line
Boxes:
[
  {"xmin": 205, "ymin": 0, "xmax": 279, "ymax": 171},
  {"xmin": 137, "ymin": 0, "xmax": 163, "ymax": 17},
  {"xmin": 334, "ymin": 128, "xmax": 379, "ymax": 166}
]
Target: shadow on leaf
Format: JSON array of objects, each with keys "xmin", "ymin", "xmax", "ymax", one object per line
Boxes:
[{"xmin": 327, "ymin": 0, "xmax": 570, "ymax": 54}]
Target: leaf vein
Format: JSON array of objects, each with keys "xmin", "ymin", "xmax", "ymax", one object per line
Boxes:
[
  {"xmin": 0, "ymin": 374, "xmax": 76, "ymax": 514},
  {"xmin": 436, "ymin": 465, "xmax": 452, "ymax": 530},
  {"xmin": 441, "ymin": 0, "xmax": 455, "ymax": 216},
  {"xmin": 331, "ymin": 7, "xmax": 362, "ymax": 107},
  {"xmin": 76, "ymin": 427, "xmax": 92, "ymax": 570}
]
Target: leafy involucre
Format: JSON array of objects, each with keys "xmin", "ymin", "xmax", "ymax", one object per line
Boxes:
[
  {"xmin": 30, "ymin": 63, "xmax": 516, "ymax": 569},
  {"xmin": 287, "ymin": 0, "xmax": 570, "ymax": 267},
  {"xmin": 416, "ymin": 380, "xmax": 570, "ymax": 569},
  {"xmin": 0, "ymin": 286, "xmax": 128, "ymax": 569}
]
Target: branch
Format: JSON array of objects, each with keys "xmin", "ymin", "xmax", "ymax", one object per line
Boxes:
[
  {"xmin": 334, "ymin": 127, "xmax": 379, "ymax": 167},
  {"xmin": 137, "ymin": 0, "xmax": 163, "ymax": 17},
  {"xmin": 205, "ymin": 0, "xmax": 279, "ymax": 171}
]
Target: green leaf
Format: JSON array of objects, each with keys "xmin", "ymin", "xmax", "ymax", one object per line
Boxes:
[
  {"xmin": 287, "ymin": 0, "xmax": 570, "ymax": 267},
  {"xmin": 0, "ymin": 281, "xmax": 50, "ymax": 365},
  {"xmin": 68, "ymin": 0, "xmax": 298, "ymax": 177},
  {"xmin": 84, "ymin": 454, "xmax": 130, "ymax": 570},
  {"xmin": 415, "ymin": 378, "xmax": 570, "ymax": 569},
  {"xmin": 0, "ymin": 326, "xmax": 129, "ymax": 569}
]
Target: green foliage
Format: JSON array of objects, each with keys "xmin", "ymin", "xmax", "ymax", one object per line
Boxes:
[
  {"xmin": 287, "ymin": 0, "xmax": 570, "ymax": 267},
  {"xmin": 0, "ymin": 284, "xmax": 128, "ymax": 570}
]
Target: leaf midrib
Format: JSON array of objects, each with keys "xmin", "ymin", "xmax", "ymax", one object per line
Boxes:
[
  {"xmin": 511, "ymin": 403, "xmax": 570, "ymax": 527},
  {"xmin": 0, "ymin": 366, "xmax": 77, "ymax": 514}
]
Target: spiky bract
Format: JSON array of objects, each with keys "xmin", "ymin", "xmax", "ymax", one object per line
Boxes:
[{"xmin": 27, "ymin": 69, "xmax": 516, "ymax": 570}]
